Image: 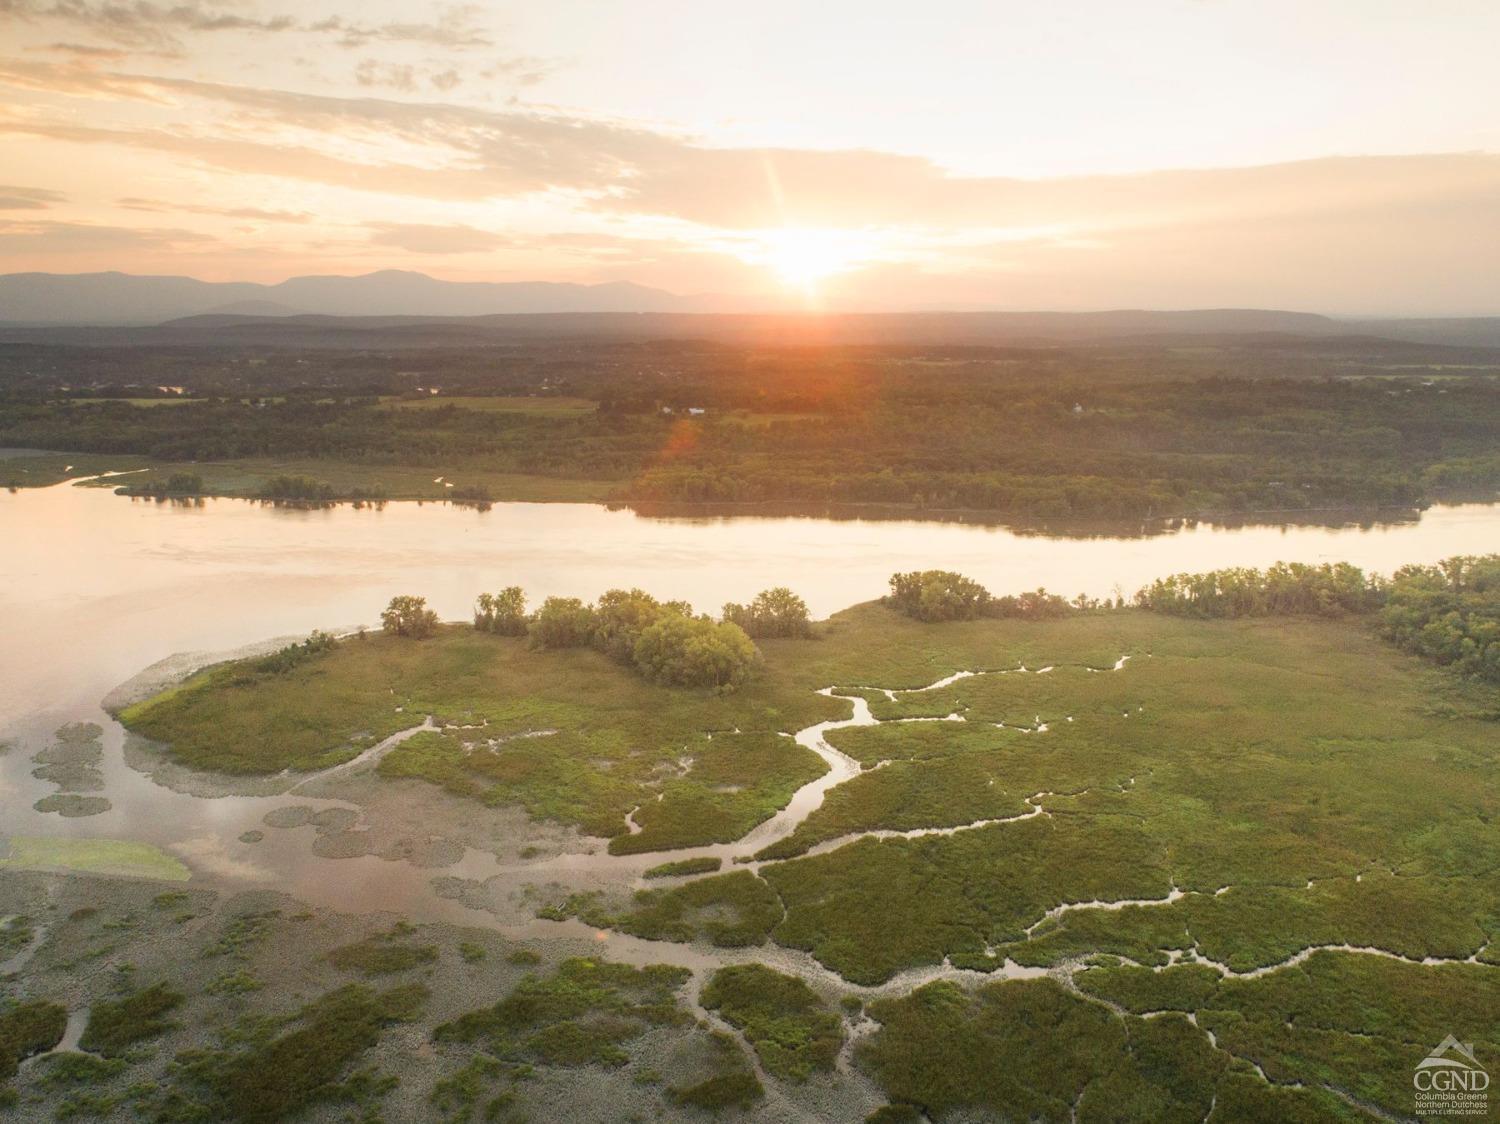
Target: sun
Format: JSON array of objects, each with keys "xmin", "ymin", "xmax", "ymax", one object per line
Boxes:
[{"xmin": 745, "ymin": 228, "xmax": 875, "ymax": 291}]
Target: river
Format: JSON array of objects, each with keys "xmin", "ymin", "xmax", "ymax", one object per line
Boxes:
[{"xmin": 3, "ymin": 481, "xmax": 1497, "ymax": 729}]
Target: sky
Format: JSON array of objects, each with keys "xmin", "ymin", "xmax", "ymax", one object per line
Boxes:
[{"xmin": 1, "ymin": 0, "xmax": 1498, "ymax": 314}]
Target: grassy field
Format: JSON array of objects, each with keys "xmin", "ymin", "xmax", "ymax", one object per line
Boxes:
[
  {"xmin": 112, "ymin": 596, "xmax": 1500, "ymax": 1119},
  {"xmin": 89, "ymin": 457, "xmax": 619, "ymax": 503},
  {"xmin": 379, "ymin": 395, "xmax": 598, "ymax": 417},
  {"xmin": 0, "ymin": 452, "xmax": 150, "ymax": 488},
  {"xmin": 0, "ymin": 447, "xmax": 620, "ymax": 501},
  {"xmin": 66, "ymin": 398, "xmax": 204, "ymax": 407},
  {"xmin": 121, "ymin": 625, "xmax": 840, "ymax": 847},
  {"xmin": 0, "ymin": 836, "xmax": 189, "ymax": 881}
]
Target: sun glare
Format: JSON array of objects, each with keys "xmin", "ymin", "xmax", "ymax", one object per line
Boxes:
[{"xmin": 745, "ymin": 228, "xmax": 875, "ymax": 291}]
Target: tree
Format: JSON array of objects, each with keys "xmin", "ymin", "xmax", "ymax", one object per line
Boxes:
[
  {"xmin": 528, "ymin": 597, "xmax": 596, "ymax": 649},
  {"xmin": 990, "ymin": 589, "xmax": 1073, "ymax": 619},
  {"xmin": 592, "ymin": 588, "xmax": 686, "ymax": 661},
  {"xmin": 1134, "ymin": 562, "xmax": 1383, "ymax": 619},
  {"xmin": 1381, "ymin": 554, "xmax": 1500, "ymax": 682},
  {"xmin": 886, "ymin": 571, "xmax": 993, "ymax": 622},
  {"xmin": 722, "ymin": 587, "xmax": 813, "ymax": 638},
  {"xmin": 381, "ymin": 595, "xmax": 438, "ymax": 638},
  {"xmin": 474, "ymin": 587, "xmax": 528, "ymax": 635},
  {"xmin": 632, "ymin": 614, "xmax": 758, "ymax": 689}
]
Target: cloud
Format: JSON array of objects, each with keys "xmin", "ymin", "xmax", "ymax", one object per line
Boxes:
[
  {"xmin": 0, "ymin": 218, "xmax": 212, "ymax": 252},
  {"xmin": 2, "ymin": 61, "xmax": 1497, "ymax": 311},
  {"xmin": 116, "ymin": 196, "xmax": 312, "ymax": 222},
  {"xmin": 355, "ymin": 59, "xmax": 416, "ymax": 93},
  {"xmin": 365, "ymin": 222, "xmax": 509, "ymax": 253},
  {"xmin": 43, "ymin": 40, "xmax": 135, "ymax": 59},
  {"xmin": 1, "ymin": 0, "xmax": 295, "ymax": 50},
  {"xmin": 7, "ymin": 63, "xmax": 1498, "ymax": 240},
  {"xmin": 308, "ymin": 5, "xmax": 492, "ymax": 49},
  {"xmin": 0, "ymin": 184, "xmax": 67, "ymax": 209},
  {"xmin": 2, "ymin": 0, "xmax": 496, "ymax": 53},
  {"xmin": 480, "ymin": 54, "xmax": 552, "ymax": 88}
]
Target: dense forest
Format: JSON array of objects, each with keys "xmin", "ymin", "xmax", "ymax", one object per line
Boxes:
[{"xmin": 2, "ymin": 338, "xmax": 1497, "ymax": 520}]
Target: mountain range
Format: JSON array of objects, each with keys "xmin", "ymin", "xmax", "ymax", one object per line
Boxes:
[
  {"xmin": 0, "ymin": 270, "xmax": 731, "ymax": 325},
  {"xmin": 1, "ymin": 271, "xmax": 1499, "ymax": 349}
]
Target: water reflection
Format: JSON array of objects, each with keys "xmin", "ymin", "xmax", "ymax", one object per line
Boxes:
[{"xmin": 616, "ymin": 499, "xmax": 1431, "ymax": 538}]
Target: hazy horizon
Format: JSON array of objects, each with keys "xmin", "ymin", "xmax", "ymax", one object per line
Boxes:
[{"xmin": 3, "ymin": 1, "xmax": 1499, "ymax": 315}]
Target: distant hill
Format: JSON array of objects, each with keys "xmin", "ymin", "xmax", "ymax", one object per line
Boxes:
[
  {"xmin": 0, "ymin": 271, "xmax": 1497, "ymax": 349},
  {"xmin": 0, "ymin": 269, "xmax": 725, "ymax": 325}
]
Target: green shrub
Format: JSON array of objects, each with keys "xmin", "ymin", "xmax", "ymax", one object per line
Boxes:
[
  {"xmin": 79, "ymin": 983, "xmax": 183, "ymax": 1056},
  {"xmin": 699, "ymin": 964, "xmax": 843, "ymax": 1079},
  {"xmin": 528, "ymin": 597, "xmax": 596, "ymax": 648},
  {"xmin": 381, "ymin": 595, "xmax": 439, "ymax": 639},
  {"xmin": 435, "ymin": 958, "xmax": 690, "ymax": 1069},
  {"xmin": 1135, "ymin": 561, "xmax": 1382, "ymax": 618},
  {"xmin": 327, "ymin": 936, "xmax": 438, "ymax": 977},
  {"xmin": 632, "ymin": 614, "xmax": 758, "ymax": 689},
  {"xmin": 1, "ymin": 1000, "xmax": 68, "ymax": 1080},
  {"xmin": 722, "ymin": 588, "xmax": 813, "ymax": 638},
  {"xmin": 886, "ymin": 571, "xmax": 993, "ymax": 621},
  {"xmin": 643, "ymin": 857, "xmax": 723, "ymax": 879},
  {"xmin": 258, "ymin": 475, "xmax": 335, "ymax": 502},
  {"xmin": 158, "ymin": 983, "xmax": 424, "ymax": 1122},
  {"xmin": 254, "ymin": 631, "xmax": 336, "ymax": 674},
  {"xmin": 474, "ymin": 588, "xmax": 528, "ymax": 635},
  {"xmin": 669, "ymin": 1071, "xmax": 764, "ymax": 1110},
  {"xmin": 1382, "ymin": 554, "xmax": 1500, "ymax": 682}
]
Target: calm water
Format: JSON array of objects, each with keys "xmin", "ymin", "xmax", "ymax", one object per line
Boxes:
[{"xmin": 3, "ymin": 482, "xmax": 1498, "ymax": 729}]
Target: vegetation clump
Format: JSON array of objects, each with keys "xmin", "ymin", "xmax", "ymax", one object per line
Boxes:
[
  {"xmin": 1, "ymin": 1000, "xmax": 68, "ymax": 1081},
  {"xmin": 327, "ymin": 932, "xmax": 439, "ymax": 977},
  {"xmin": 632, "ymin": 612, "xmax": 758, "ymax": 689},
  {"xmin": 79, "ymin": 982, "xmax": 183, "ymax": 1056},
  {"xmin": 666, "ymin": 1029, "xmax": 764, "ymax": 1110},
  {"xmin": 1132, "ymin": 554, "xmax": 1500, "ymax": 682},
  {"xmin": 545, "ymin": 870, "xmax": 783, "ymax": 948},
  {"xmin": 124, "ymin": 472, "xmax": 204, "ymax": 498},
  {"xmin": 527, "ymin": 597, "xmax": 596, "ymax": 649},
  {"xmin": 643, "ymin": 856, "xmax": 722, "ymax": 879},
  {"xmin": 699, "ymin": 964, "xmax": 843, "ymax": 1079},
  {"xmin": 530, "ymin": 588, "xmax": 760, "ymax": 689},
  {"xmin": 435, "ymin": 958, "xmax": 690, "ymax": 1069},
  {"xmin": 886, "ymin": 571, "xmax": 1074, "ymax": 622},
  {"xmin": 1382, "ymin": 554, "xmax": 1500, "ymax": 681},
  {"xmin": 1134, "ymin": 561, "xmax": 1382, "ymax": 618},
  {"xmin": 722, "ymin": 587, "xmax": 813, "ymax": 638},
  {"xmin": 253, "ymin": 630, "xmax": 335, "ymax": 674},
  {"xmin": 257, "ymin": 474, "xmax": 335, "ymax": 502},
  {"xmin": 381, "ymin": 595, "xmax": 439, "ymax": 639},
  {"xmin": 885, "ymin": 570, "xmax": 993, "ymax": 621},
  {"xmin": 611, "ymin": 870, "xmax": 781, "ymax": 946},
  {"xmin": 473, "ymin": 587, "xmax": 528, "ymax": 635},
  {"xmin": 152, "ymin": 983, "xmax": 424, "ymax": 1122},
  {"xmin": 668, "ymin": 1069, "xmax": 764, "ymax": 1110}
]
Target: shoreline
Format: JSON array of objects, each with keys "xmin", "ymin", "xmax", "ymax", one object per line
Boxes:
[{"xmin": 82, "ymin": 480, "xmax": 1500, "ymax": 537}]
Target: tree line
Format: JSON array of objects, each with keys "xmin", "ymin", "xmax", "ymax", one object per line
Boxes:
[
  {"xmin": 391, "ymin": 585, "xmax": 814, "ymax": 689},
  {"xmin": 1135, "ymin": 556, "xmax": 1500, "ymax": 683},
  {"xmin": 885, "ymin": 558, "xmax": 1499, "ymax": 684},
  {"xmin": 340, "ymin": 555, "xmax": 1500, "ymax": 690}
]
